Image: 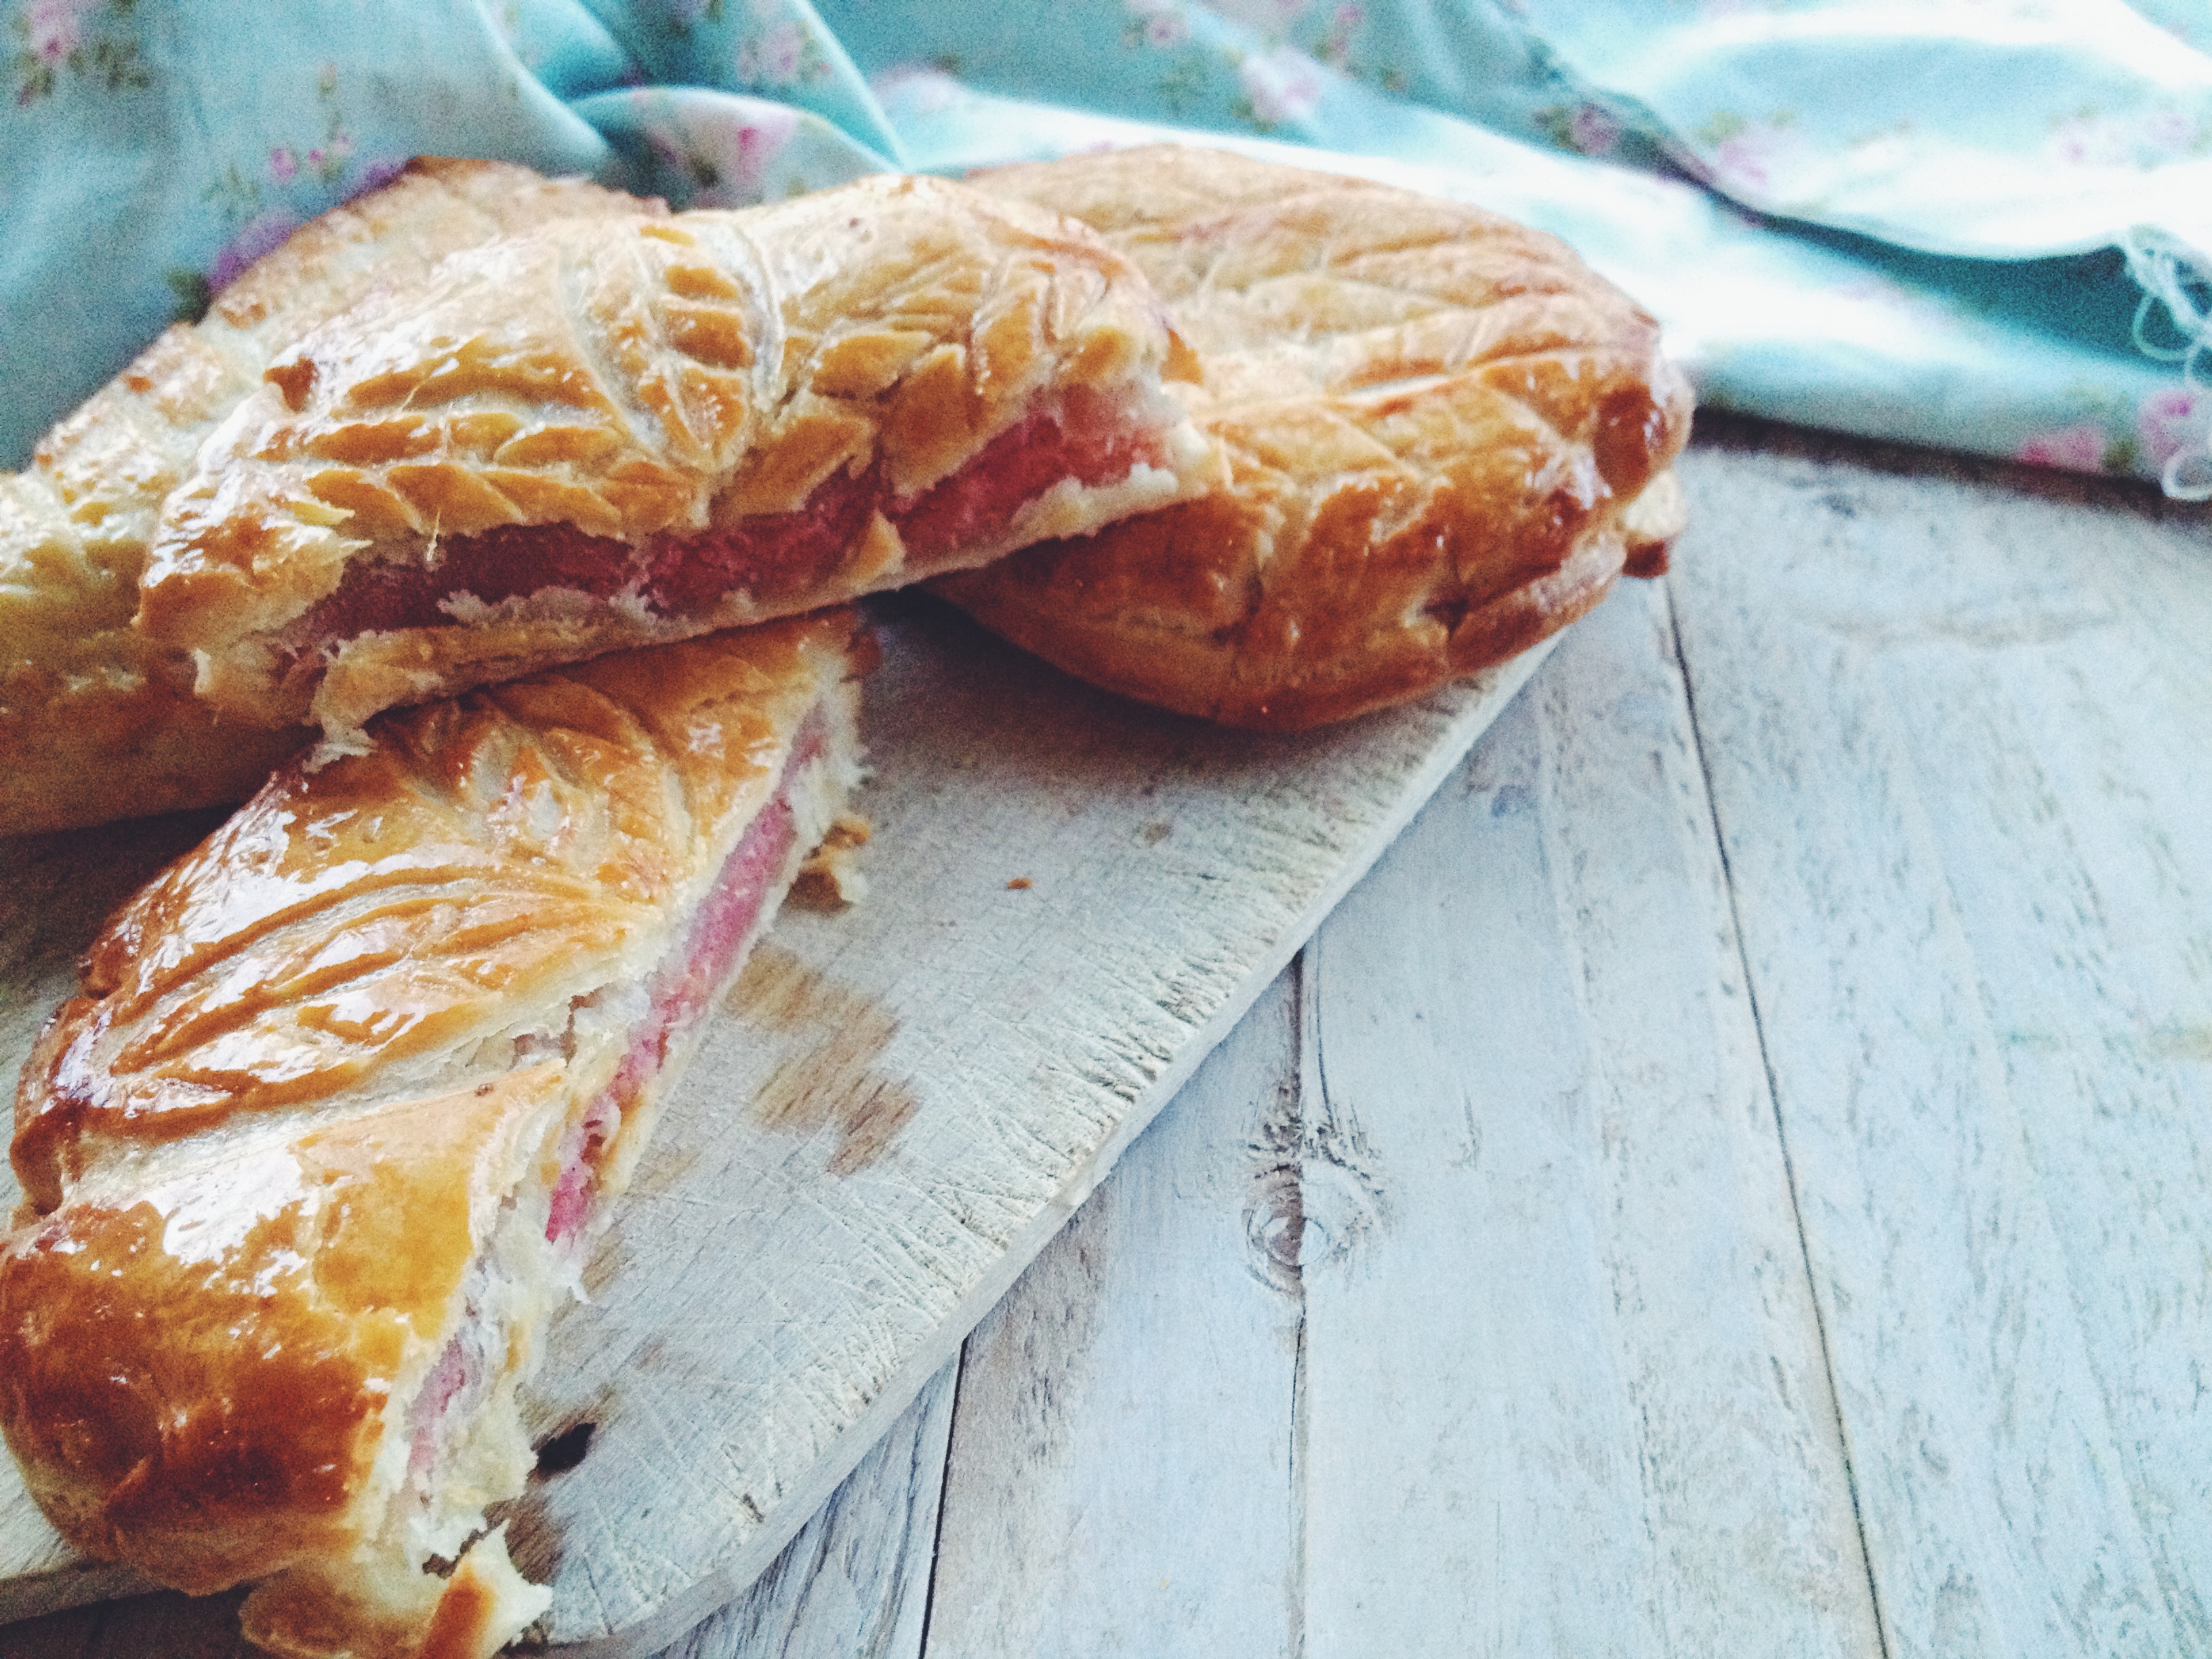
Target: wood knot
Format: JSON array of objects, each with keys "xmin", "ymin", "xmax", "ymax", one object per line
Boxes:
[
  {"xmin": 1243, "ymin": 1164, "xmax": 1304, "ymax": 1294},
  {"xmin": 1242, "ymin": 1153, "xmax": 1386, "ymax": 1292}
]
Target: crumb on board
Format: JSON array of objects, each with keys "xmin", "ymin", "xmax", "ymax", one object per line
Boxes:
[
  {"xmin": 1006, "ymin": 878, "xmax": 1032, "ymax": 890},
  {"xmin": 796, "ymin": 814, "xmax": 872, "ymax": 905}
]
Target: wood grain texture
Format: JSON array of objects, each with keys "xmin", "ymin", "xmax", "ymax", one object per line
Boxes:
[
  {"xmin": 642, "ymin": 1361, "xmax": 954, "ymax": 1659},
  {"xmin": 1666, "ymin": 428, "xmax": 2212, "ymax": 1657},
  {"xmin": 0, "ymin": 595, "xmax": 1549, "ymax": 1650},
  {"xmin": 926, "ymin": 972, "xmax": 1304, "ymax": 1658},
  {"xmin": 926, "ymin": 575, "xmax": 1882, "ymax": 1656}
]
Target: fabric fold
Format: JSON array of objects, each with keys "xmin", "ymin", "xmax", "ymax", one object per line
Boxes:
[{"xmin": 3, "ymin": 0, "xmax": 2207, "ymax": 493}]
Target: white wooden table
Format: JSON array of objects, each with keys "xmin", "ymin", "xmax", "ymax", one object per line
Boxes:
[{"xmin": 9, "ymin": 418, "xmax": 2209, "ymax": 1658}]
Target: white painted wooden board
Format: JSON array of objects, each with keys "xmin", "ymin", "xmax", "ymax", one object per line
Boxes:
[
  {"xmin": 0, "ymin": 594, "xmax": 1552, "ymax": 1651},
  {"xmin": 927, "ymin": 569, "xmax": 1883, "ymax": 1656},
  {"xmin": 1666, "ymin": 431, "xmax": 2212, "ymax": 1658}
]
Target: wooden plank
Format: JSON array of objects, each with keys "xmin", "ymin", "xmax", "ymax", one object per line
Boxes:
[
  {"xmin": 646, "ymin": 1362, "xmax": 954, "ymax": 1659},
  {"xmin": 1665, "ymin": 428, "xmax": 2212, "ymax": 1657},
  {"xmin": 1296, "ymin": 574, "xmax": 1878, "ymax": 1656},
  {"xmin": 0, "ymin": 596, "xmax": 1550, "ymax": 1650},
  {"xmin": 925, "ymin": 575, "xmax": 1881, "ymax": 1656},
  {"xmin": 0, "ymin": 1364, "xmax": 956, "ymax": 1659},
  {"xmin": 925, "ymin": 973, "xmax": 1303, "ymax": 1657}
]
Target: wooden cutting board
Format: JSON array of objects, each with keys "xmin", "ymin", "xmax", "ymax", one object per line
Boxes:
[{"xmin": 0, "ymin": 594, "xmax": 1553, "ymax": 1652}]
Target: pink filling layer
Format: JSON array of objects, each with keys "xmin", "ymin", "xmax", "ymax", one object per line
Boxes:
[
  {"xmin": 289, "ymin": 386, "xmax": 1164, "ymax": 657},
  {"xmin": 405, "ymin": 711, "xmax": 825, "ymax": 1484},
  {"xmin": 544, "ymin": 710, "xmax": 823, "ymax": 1244}
]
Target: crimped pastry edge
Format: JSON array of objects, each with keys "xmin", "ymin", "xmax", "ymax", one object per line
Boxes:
[{"xmin": 938, "ymin": 144, "xmax": 1696, "ymax": 730}]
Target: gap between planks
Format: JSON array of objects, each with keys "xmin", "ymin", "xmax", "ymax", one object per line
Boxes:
[
  {"xmin": 918, "ymin": 564, "xmax": 1881, "ymax": 1658},
  {"xmin": 1659, "ymin": 565, "xmax": 1897, "ymax": 1659}
]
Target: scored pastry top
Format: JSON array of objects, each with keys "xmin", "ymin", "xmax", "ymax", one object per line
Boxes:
[
  {"xmin": 968, "ymin": 145, "xmax": 1672, "ymax": 398},
  {"xmin": 137, "ymin": 173, "xmax": 1196, "ymax": 658},
  {"xmin": 0, "ymin": 155, "xmax": 661, "ymax": 836},
  {"xmin": 941, "ymin": 146, "xmax": 1693, "ymax": 731},
  {"xmin": 10, "ymin": 610, "xmax": 863, "ymax": 1217},
  {"xmin": 0, "ymin": 1063, "xmax": 567, "ymax": 1593}
]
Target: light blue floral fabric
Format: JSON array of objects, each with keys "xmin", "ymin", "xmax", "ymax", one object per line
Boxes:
[{"xmin": 5, "ymin": 0, "xmax": 2209, "ymax": 496}]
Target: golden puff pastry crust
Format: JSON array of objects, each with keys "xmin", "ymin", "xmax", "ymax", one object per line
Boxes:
[
  {"xmin": 3, "ymin": 611, "xmax": 871, "ymax": 1658},
  {"xmin": 138, "ymin": 174, "xmax": 1213, "ymax": 745},
  {"xmin": 0, "ymin": 158, "xmax": 661, "ymax": 837},
  {"xmin": 937, "ymin": 146, "xmax": 1693, "ymax": 730}
]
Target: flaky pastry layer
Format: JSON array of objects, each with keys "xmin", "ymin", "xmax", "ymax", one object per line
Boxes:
[
  {"xmin": 2, "ymin": 611, "xmax": 870, "ymax": 1658},
  {"xmin": 0, "ymin": 158, "xmax": 659, "ymax": 836},
  {"xmin": 138, "ymin": 174, "xmax": 1210, "ymax": 743},
  {"xmin": 938, "ymin": 146, "xmax": 1694, "ymax": 729}
]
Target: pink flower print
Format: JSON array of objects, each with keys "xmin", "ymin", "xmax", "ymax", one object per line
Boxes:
[
  {"xmin": 208, "ymin": 210, "xmax": 302, "ymax": 293},
  {"xmin": 2015, "ymin": 424, "xmax": 2109, "ymax": 474},
  {"xmin": 738, "ymin": 20, "xmax": 806, "ymax": 86},
  {"xmin": 1314, "ymin": 2, "xmax": 1360, "ymax": 62},
  {"xmin": 1126, "ymin": 0, "xmax": 1188, "ymax": 45},
  {"xmin": 1569, "ymin": 103, "xmax": 1620, "ymax": 157},
  {"xmin": 269, "ymin": 146, "xmax": 298, "ymax": 184},
  {"xmin": 682, "ymin": 105, "xmax": 800, "ymax": 207},
  {"xmin": 2048, "ymin": 113, "xmax": 2126, "ymax": 169},
  {"xmin": 1240, "ymin": 45, "xmax": 1322, "ymax": 126},
  {"xmin": 25, "ymin": 0, "xmax": 87, "ymax": 62},
  {"xmin": 1711, "ymin": 134, "xmax": 1768, "ymax": 190},
  {"xmin": 345, "ymin": 157, "xmax": 407, "ymax": 200},
  {"xmin": 763, "ymin": 24, "xmax": 803, "ymax": 81},
  {"xmin": 2144, "ymin": 109, "xmax": 2192, "ymax": 154},
  {"xmin": 2137, "ymin": 386, "xmax": 2209, "ymax": 468},
  {"xmin": 1696, "ymin": 110, "xmax": 1805, "ymax": 201}
]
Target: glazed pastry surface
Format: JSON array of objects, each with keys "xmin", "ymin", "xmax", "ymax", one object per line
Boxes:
[
  {"xmin": 941, "ymin": 146, "xmax": 1694, "ymax": 729},
  {"xmin": 1, "ymin": 611, "xmax": 869, "ymax": 1658},
  {"xmin": 0, "ymin": 157, "xmax": 658, "ymax": 836},
  {"xmin": 139, "ymin": 173, "xmax": 1209, "ymax": 743}
]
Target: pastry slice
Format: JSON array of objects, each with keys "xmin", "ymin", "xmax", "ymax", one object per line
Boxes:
[
  {"xmin": 1, "ymin": 611, "xmax": 871, "ymax": 1659},
  {"xmin": 138, "ymin": 173, "xmax": 1212, "ymax": 749},
  {"xmin": 0, "ymin": 157, "xmax": 658, "ymax": 836},
  {"xmin": 941, "ymin": 146, "xmax": 1693, "ymax": 730}
]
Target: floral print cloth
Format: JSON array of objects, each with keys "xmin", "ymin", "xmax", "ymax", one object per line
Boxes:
[{"xmin": 4, "ymin": 0, "xmax": 2209, "ymax": 496}]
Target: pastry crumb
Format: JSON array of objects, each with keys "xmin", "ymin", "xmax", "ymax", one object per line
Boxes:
[
  {"xmin": 796, "ymin": 814, "xmax": 872, "ymax": 905},
  {"xmin": 1006, "ymin": 877, "xmax": 1032, "ymax": 890}
]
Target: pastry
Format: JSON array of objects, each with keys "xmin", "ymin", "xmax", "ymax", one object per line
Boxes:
[
  {"xmin": 1, "ymin": 611, "xmax": 871, "ymax": 1658},
  {"xmin": 939, "ymin": 146, "xmax": 1693, "ymax": 729},
  {"xmin": 137, "ymin": 173, "xmax": 1212, "ymax": 748},
  {"xmin": 0, "ymin": 158, "xmax": 659, "ymax": 836}
]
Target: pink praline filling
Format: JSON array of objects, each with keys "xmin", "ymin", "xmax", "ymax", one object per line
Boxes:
[
  {"xmin": 285, "ymin": 386, "xmax": 1166, "ymax": 657},
  {"xmin": 544, "ymin": 710, "xmax": 824, "ymax": 1246},
  {"xmin": 407, "ymin": 710, "xmax": 826, "ymax": 1485}
]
